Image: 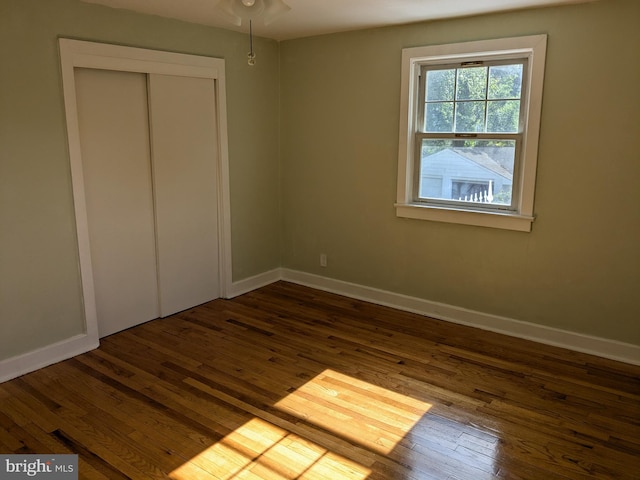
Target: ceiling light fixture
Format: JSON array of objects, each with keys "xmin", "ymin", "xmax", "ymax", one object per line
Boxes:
[{"xmin": 216, "ymin": 0, "xmax": 291, "ymax": 66}]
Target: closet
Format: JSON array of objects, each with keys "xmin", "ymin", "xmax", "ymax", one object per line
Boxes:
[{"xmin": 74, "ymin": 68, "xmax": 220, "ymax": 338}]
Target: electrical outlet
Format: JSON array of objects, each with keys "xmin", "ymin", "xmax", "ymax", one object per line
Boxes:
[{"xmin": 320, "ymin": 253, "xmax": 327, "ymax": 267}]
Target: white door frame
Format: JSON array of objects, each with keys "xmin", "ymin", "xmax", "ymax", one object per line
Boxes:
[{"xmin": 59, "ymin": 39, "xmax": 233, "ymax": 349}]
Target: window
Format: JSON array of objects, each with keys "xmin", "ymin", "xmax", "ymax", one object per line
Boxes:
[{"xmin": 396, "ymin": 35, "xmax": 547, "ymax": 231}]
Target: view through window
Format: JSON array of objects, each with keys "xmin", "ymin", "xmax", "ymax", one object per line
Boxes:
[{"xmin": 417, "ymin": 62, "xmax": 523, "ymax": 210}]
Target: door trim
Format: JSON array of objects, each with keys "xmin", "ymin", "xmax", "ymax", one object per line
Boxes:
[{"xmin": 59, "ymin": 39, "xmax": 233, "ymax": 349}]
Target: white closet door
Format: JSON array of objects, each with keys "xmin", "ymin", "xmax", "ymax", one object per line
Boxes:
[
  {"xmin": 75, "ymin": 68, "xmax": 160, "ymax": 337},
  {"xmin": 148, "ymin": 74, "xmax": 220, "ymax": 316}
]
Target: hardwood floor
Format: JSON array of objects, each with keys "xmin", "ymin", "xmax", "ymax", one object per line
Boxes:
[{"xmin": 1, "ymin": 281, "xmax": 639, "ymax": 479}]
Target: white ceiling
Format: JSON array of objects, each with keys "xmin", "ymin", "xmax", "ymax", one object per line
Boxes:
[{"xmin": 80, "ymin": 0, "xmax": 594, "ymax": 41}]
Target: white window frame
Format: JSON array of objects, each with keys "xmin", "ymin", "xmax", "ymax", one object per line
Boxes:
[{"xmin": 396, "ymin": 35, "xmax": 547, "ymax": 232}]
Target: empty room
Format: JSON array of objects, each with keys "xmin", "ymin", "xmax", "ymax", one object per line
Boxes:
[{"xmin": 1, "ymin": 0, "xmax": 639, "ymax": 478}]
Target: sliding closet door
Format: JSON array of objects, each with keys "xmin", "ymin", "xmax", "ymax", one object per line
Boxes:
[
  {"xmin": 75, "ymin": 68, "xmax": 160, "ymax": 337},
  {"xmin": 148, "ymin": 74, "xmax": 220, "ymax": 316}
]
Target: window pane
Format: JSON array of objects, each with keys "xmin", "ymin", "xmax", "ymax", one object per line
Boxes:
[
  {"xmin": 452, "ymin": 180, "xmax": 489, "ymax": 200},
  {"xmin": 488, "ymin": 64, "xmax": 523, "ymax": 100},
  {"xmin": 419, "ymin": 139, "xmax": 515, "ymax": 206},
  {"xmin": 456, "ymin": 67, "xmax": 487, "ymax": 101},
  {"xmin": 455, "ymin": 101, "xmax": 485, "ymax": 132},
  {"xmin": 425, "ymin": 102, "xmax": 453, "ymax": 132},
  {"xmin": 426, "ymin": 69, "xmax": 455, "ymax": 102},
  {"xmin": 419, "ymin": 176, "xmax": 443, "ymax": 198},
  {"xmin": 487, "ymin": 100, "xmax": 520, "ymax": 133}
]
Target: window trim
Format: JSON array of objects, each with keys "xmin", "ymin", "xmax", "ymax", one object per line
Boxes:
[{"xmin": 396, "ymin": 35, "xmax": 547, "ymax": 232}]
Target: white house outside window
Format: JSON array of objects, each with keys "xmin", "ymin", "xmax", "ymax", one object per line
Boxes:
[{"xmin": 396, "ymin": 35, "xmax": 547, "ymax": 232}]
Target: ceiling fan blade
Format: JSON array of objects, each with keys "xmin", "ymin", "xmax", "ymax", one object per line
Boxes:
[
  {"xmin": 263, "ymin": 0, "xmax": 291, "ymax": 25},
  {"xmin": 215, "ymin": 0, "xmax": 242, "ymax": 26}
]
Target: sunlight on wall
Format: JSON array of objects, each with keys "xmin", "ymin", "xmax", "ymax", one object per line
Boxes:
[{"xmin": 169, "ymin": 369, "xmax": 433, "ymax": 479}]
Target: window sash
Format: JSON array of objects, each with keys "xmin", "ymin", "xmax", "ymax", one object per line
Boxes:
[
  {"xmin": 417, "ymin": 59, "xmax": 528, "ymax": 135},
  {"xmin": 412, "ymin": 132, "xmax": 523, "ymax": 212},
  {"xmin": 413, "ymin": 58, "xmax": 527, "ymax": 212}
]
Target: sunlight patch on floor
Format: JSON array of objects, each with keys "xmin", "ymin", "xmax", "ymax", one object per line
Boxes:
[
  {"xmin": 275, "ymin": 369, "xmax": 433, "ymax": 455},
  {"xmin": 170, "ymin": 369, "xmax": 432, "ymax": 479},
  {"xmin": 169, "ymin": 417, "xmax": 370, "ymax": 479}
]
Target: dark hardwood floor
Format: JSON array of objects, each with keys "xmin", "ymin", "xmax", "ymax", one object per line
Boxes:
[{"xmin": 1, "ymin": 281, "xmax": 639, "ymax": 479}]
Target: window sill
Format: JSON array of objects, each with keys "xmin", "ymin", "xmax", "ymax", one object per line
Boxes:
[{"xmin": 395, "ymin": 203, "xmax": 534, "ymax": 232}]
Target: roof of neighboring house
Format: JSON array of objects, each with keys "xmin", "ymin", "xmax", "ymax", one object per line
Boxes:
[{"xmin": 451, "ymin": 147, "xmax": 514, "ymax": 180}]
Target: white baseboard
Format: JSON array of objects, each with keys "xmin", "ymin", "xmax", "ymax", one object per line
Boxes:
[
  {"xmin": 227, "ymin": 268, "xmax": 282, "ymax": 298},
  {"xmin": 0, "ymin": 269, "xmax": 281, "ymax": 384},
  {"xmin": 281, "ymin": 269, "xmax": 640, "ymax": 366},
  {"xmin": 3, "ymin": 268, "xmax": 637, "ymax": 384},
  {"xmin": 0, "ymin": 334, "xmax": 99, "ymax": 383}
]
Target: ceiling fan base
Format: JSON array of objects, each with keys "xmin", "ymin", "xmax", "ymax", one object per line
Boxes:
[{"xmin": 215, "ymin": 0, "xmax": 290, "ymax": 26}]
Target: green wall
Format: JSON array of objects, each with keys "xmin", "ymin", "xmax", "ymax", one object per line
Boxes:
[
  {"xmin": 0, "ymin": 0, "xmax": 281, "ymax": 360},
  {"xmin": 280, "ymin": 0, "xmax": 640, "ymax": 345},
  {"xmin": 1, "ymin": 0, "xmax": 638, "ymax": 365}
]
